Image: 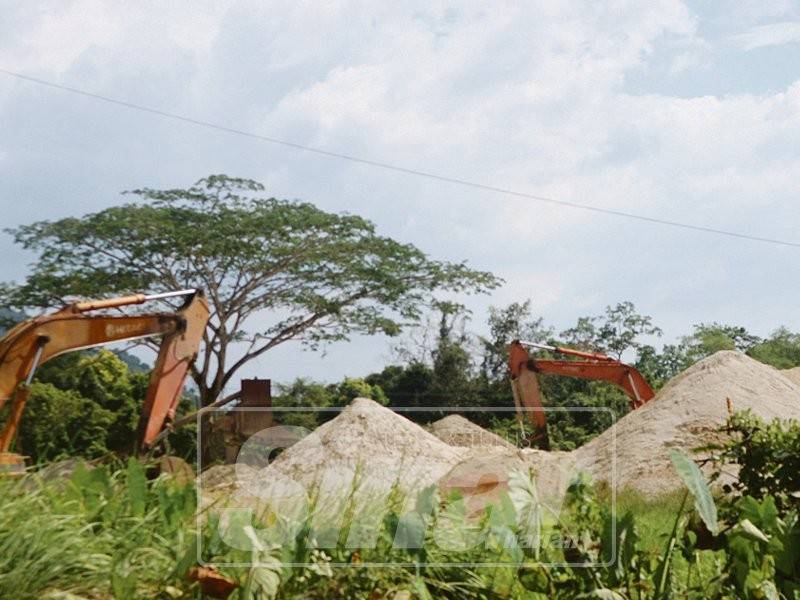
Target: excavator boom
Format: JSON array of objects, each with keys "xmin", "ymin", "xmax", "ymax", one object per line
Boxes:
[
  {"xmin": 508, "ymin": 340, "xmax": 655, "ymax": 450},
  {"xmin": 0, "ymin": 290, "xmax": 209, "ymax": 466},
  {"xmin": 137, "ymin": 292, "xmax": 209, "ymax": 449}
]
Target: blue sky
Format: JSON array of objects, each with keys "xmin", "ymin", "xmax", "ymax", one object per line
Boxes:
[{"xmin": 1, "ymin": 1, "xmax": 799, "ymax": 389}]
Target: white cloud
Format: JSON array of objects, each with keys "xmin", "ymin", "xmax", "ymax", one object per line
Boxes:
[
  {"xmin": 1, "ymin": 1, "xmax": 800, "ymax": 380},
  {"xmin": 0, "ymin": 1, "xmax": 226, "ymax": 73},
  {"xmin": 731, "ymin": 20, "xmax": 800, "ymax": 51}
]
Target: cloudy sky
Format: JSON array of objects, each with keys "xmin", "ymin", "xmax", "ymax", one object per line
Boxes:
[{"xmin": 1, "ymin": 1, "xmax": 799, "ymax": 387}]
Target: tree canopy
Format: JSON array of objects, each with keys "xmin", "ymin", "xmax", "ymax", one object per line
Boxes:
[{"xmin": 2, "ymin": 175, "xmax": 500, "ymax": 405}]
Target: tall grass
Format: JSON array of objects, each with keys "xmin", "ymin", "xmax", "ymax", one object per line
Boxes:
[
  {"xmin": 0, "ymin": 459, "xmax": 757, "ymax": 599},
  {"xmin": 0, "ymin": 459, "xmax": 197, "ymax": 599}
]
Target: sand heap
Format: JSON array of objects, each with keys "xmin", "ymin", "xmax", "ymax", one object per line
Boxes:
[
  {"xmin": 202, "ymin": 398, "xmax": 469, "ymax": 519},
  {"xmin": 574, "ymin": 350, "xmax": 800, "ymax": 495},
  {"xmin": 266, "ymin": 398, "xmax": 465, "ymax": 494},
  {"xmin": 429, "ymin": 414, "xmax": 515, "ymax": 450},
  {"xmin": 780, "ymin": 366, "xmax": 800, "ymax": 387},
  {"xmin": 428, "ymin": 415, "xmax": 577, "ymax": 515},
  {"xmin": 203, "ymin": 352, "xmax": 800, "ymax": 509}
]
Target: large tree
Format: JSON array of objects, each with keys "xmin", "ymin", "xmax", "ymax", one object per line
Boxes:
[
  {"xmin": 2, "ymin": 175, "xmax": 500, "ymax": 405},
  {"xmin": 560, "ymin": 301, "xmax": 662, "ymax": 359}
]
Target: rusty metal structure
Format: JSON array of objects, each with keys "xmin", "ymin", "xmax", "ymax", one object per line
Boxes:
[
  {"xmin": 508, "ymin": 339, "xmax": 655, "ymax": 450},
  {"xmin": 203, "ymin": 378, "xmax": 273, "ymax": 464},
  {"xmin": 0, "ymin": 289, "xmax": 209, "ymax": 472}
]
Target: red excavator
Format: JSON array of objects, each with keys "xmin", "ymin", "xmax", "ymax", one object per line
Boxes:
[
  {"xmin": 508, "ymin": 339, "xmax": 655, "ymax": 450},
  {"xmin": 0, "ymin": 289, "xmax": 209, "ymax": 473}
]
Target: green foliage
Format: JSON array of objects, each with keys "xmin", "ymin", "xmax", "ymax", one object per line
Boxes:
[
  {"xmin": 2, "ymin": 174, "xmax": 500, "ymax": 405},
  {"xmin": 11, "ymin": 349, "xmax": 198, "ymax": 463},
  {"xmin": 651, "ymin": 322, "xmax": 800, "ymax": 378},
  {"xmin": 701, "ymin": 413, "xmax": 800, "ymax": 598},
  {"xmin": 18, "ymin": 382, "xmax": 115, "ymax": 461},
  {"xmin": 2, "ymin": 437, "xmax": 799, "ymax": 600},
  {"xmin": 0, "ymin": 460, "xmax": 198, "ymax": 599},
  {"xmin": 561, "ymin": 301, "xmax": 662, "ymax": 359},
  {"xmin": 537, "ymin": 380, "xmax": 629, "ymax": 450},
  {"xmin": 273, "ymin": 376, "xmax": 388, "ymax": 429},
  {"xmin": 717, "ymin": 494, "xmax": 800, "ymax": 598},
  {"xmin": 18, "ymin": 350, "xmax": 142, "ymax": 461},
  {"xmin": 748, "ymin": 327, "xmax": 800, "ymax": 369},
  {"xmin": 480, "ymin": 299, "xmax": 553, "ymax": 379},
  {"xmin": 715, "ymin": 411, "xmax": 800, "ymax": 512},
  {"xmin": 330, "ymin": 377, "xmax": 388, "ymax": 407},
  {"xmin": 366, "ymin": 362, "xmax": 434, "ymax": 409}
]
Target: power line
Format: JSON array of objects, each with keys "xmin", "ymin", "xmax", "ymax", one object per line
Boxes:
[{"xmin": 2, "ymin": 67, "xmax": 798, "ymax": 249}]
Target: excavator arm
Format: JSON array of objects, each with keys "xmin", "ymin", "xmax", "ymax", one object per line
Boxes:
[
  {"xmin": 0, "ymin": 290, "xmax": 209, "ymax": 461},
  {"xmin": 136, "ymin": 291, "xmax": 209, "ymax": 450},
  {"xmin": 508, "ymin": 340, "xmax": 655, "ymax": 450}
]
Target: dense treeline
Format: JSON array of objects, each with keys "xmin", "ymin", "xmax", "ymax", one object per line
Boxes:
[
  {"xmin": 8, "ymin": 299, "xmax": 800, "ymax": 463},
  {"xmin": 277, "ymin": 300, "xmax": 800, "ymax": 450}
]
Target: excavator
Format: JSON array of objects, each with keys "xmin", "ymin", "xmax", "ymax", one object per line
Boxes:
[
  {"xmin": 0, "ymin": 289, "xmax": 209, "ymax": 474},
  {"xmin": 508, "ymin": 339, "xmax": 655, "ymax": 450}
]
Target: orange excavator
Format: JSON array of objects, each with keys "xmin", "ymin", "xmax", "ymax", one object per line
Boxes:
[
  {"xmin": 0, "ymin": 289, "xmax": 209, "ymax": 473},
  {"xmin": 508, "ymin": 340, "xmax": 655, "ymax": 450}
]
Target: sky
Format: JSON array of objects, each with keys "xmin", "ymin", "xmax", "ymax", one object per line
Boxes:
[{"xmin": 1, "ymin": 1, "xmax": 799, "ymax": 390}]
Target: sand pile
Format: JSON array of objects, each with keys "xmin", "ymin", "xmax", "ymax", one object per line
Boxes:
[
  {"xmin": 265, "ymin": 398, "xmax": 465, "ymax": 494},
  {"xmin": 780, "ymin": 366, "xmax": 800, "ymax": 387},
  {"xmin": 202, "ymin": 398, "xmax": 470, "ymax": 522},
  {"xmin": 438, "ymin": 447, "xmax": 576, "ymax": 517},
  {"xmin": 204, "ymin": 352, "xmax": 800, "ymax": 510},
  {"xmin": 574, "ymin": 351, "xmax": 800, "ymax": 495},
  {"xmin": 429, "ymin": 414, "xmax": 515, "ymax": 449}
]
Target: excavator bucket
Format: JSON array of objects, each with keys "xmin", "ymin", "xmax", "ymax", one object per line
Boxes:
[{"xmin": 136, "ymin": 292, "xmax": 210, "ymax": 451}]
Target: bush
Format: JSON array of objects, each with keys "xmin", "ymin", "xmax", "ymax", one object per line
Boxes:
[{"xmin": 716, "ymin": 410, "xmax": 800, "ymax": 511}]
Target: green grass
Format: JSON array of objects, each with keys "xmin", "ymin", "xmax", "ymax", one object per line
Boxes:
[
  {"xmin": 0, "ymin": 459, "xmax": 198, "ymax": 599},
  {"xmin": 613, "ymin": 487, "xmax": 688, "ymax": 552},
  {"xmin": 0, "ymin": 460, "xmax": 769, "ymax": 599}
]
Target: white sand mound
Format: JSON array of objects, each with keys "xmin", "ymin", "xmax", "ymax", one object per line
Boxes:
[
  {"xmin": 574, "ymin": 351, "xmax": 800, "ymax": 495},
  {"xmin": 205, "ymin": 398, "xmax": 469, "ymax": 522},
  {"xmin": 780, "ymin": 366, "xmax": 800, "ymax": 387},
  {"xmin": 205, "ymin": 353, "xmax": 800, "ymax": 510},
  {"xmin": 429, "ymin": 414, "xmax": 515, "ymax": 449},
  {"xmin": 265, "ymin": 398, "xmax": 466, "ymax": 494}
]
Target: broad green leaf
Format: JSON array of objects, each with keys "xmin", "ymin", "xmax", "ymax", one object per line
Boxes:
[
  {"xmin": 508, "ymin": 469, "xmax": 543, "ymax": 558},
  {"xmin": 737, "ymin": 519, "xmax": 770, "ymax": 543},
  {"xmin": 576, "ymin": 590, "xmax": 626, "ymax": 600},
  {"xmin": 669, "ymin": 449, "xmax": 718, "ymax": 535},
  {"xmin": 394, "ymin": 511, "xmax": 426, "ymax": 549}
]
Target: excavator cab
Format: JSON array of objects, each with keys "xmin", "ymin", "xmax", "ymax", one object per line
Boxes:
[
  {"xmin": 0, "ymin": 289, "xmax": 209, "ymax": 473},
  {"xmin": 508, "ymin": 340, "xmax": 655, "ymax": 451}
]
